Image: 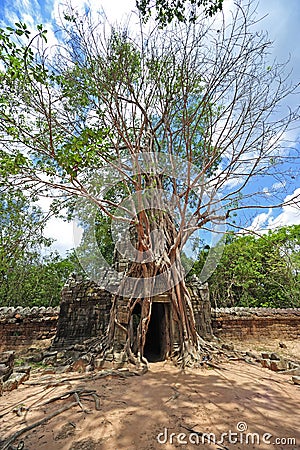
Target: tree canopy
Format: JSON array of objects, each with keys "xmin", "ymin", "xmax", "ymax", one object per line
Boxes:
[
  {"xmin": 136, "ymin": 0, "xmax": 224, "ymax": 25},
  {"xmin": 0, "ymin": 5, "xmax": 298, "ymax": 251}
]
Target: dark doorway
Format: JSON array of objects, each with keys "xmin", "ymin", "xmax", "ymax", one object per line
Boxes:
[{"xmin": 144, "ymin": 302, "xmax": 168, "ymax": 362}]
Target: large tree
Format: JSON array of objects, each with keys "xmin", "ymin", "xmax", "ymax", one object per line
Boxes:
[{"xmin": 0, "ymin": 1, "xmax": 299, "ymax": 366}]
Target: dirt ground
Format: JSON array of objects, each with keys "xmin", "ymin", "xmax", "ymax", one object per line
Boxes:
[{"xmin": 0, "ymin": 339, "xmax": 299, "ymax": 450}]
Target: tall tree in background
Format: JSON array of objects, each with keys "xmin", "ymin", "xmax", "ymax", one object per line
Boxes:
[
  {"xmin": 0, "ymin": 1, "xmax": 299, "ymax": 366},
  {"xmin": 0, "ymin": 187, "xmax": 48, "ymax": 304},
  {"xmin": 0, "ymin": 186, "xmax": 81, "ymax": 306}
]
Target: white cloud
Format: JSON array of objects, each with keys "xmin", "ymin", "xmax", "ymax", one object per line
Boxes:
[
  {"xmin": 272, "ymin": 180, "xmax": 286, "ymax": 190},
  {"xmin": 248, "ymin": 209, "xmax": 273, "ymax": 232},
  {"xmin": 262, "ymin": 187, "xmax": 272, "ymax": 197},
  {"xmin": 36, "ymin": 196, "xmax": 75, "ymax": 256},
  {"xmin": 3, "ymin": 0, "xmax": 42, "ymax": 26},
  {"xmin": 44, "ymin": 216, "xmax": 74, "ymax": 255},
  {"xmin": 52, "ymin": 0, "xmax": 137, "ymax": 26},
  {"xmin": 91, "ymin": 0, "xmax": 136, "ymax": 20},
  {"xmin": 267, "ymin": 188, "xmax": 300, "ymax": 229},
  {"xmin": 249, "ymin": 188, "xmax": 300, "ymax": 233}
]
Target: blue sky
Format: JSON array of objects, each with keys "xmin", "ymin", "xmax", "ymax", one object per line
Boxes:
[{"xmin": 0, "ymin": 0, "xmax": 300, "ymax": 254}]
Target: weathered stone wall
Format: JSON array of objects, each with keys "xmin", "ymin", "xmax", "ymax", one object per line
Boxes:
[
  {"xmin": 52, "ymin": 277, "xmax": 300, "ymax": 349},
  {"xmin": 0, "ymin": 302, "xmax": 299, "ymax": 351},
  {"xmin": 51, "ymin": 276, "xmax": 112, "ymax": 350},
  {"xmin": 212, "ymin": 307, "xmax": 300, "ymax": 341},
  {"xmin": 188, "ymin": 280, "xmax": 213, "ymax": 339},
  {"xmin": 0, "ymin": 307, "xmax": 59, "ymax": 351}
]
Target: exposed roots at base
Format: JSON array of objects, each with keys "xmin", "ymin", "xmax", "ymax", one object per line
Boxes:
[
  {"xmin": 172, "ymin": 338, "xmax": 224, "ymax": 368},
  {"xmin": 60, "ymin": 333, "xmax": 227, "ymax": 372}
]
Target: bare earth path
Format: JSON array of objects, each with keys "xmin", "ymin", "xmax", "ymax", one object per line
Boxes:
[{"xmin": 0, "ymin": 341, "xmax": 299, "ymax": 450}]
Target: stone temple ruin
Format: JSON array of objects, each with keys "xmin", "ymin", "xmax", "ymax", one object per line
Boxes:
[
  {"xmin": 51, "ymin": 271, "xmax": 212, "ymax": 363},
  {"xmin": 1, "ymin": 290, "xmax": 300, "ymax": 395},
  {"xmin": 48, "ymin": 228, "xmax": 300, "ymax": 368},
  {"xmin": 50, "ymin": 248, "xmax": 300, "ymax": 365},
  {"xmin": 1, "ymin": 252, "xmax": 300, "ymax": 394}
]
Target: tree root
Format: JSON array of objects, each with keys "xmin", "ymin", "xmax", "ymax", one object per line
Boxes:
[
  {"xmin": 172, "ymin": 337, "xmax": 226, "ymax": 369},
  {"xmin": 23, "ymin": 367, "xmax": 146, "ymax": 390},
  {"xmin": 0, "ymin": 388, "xmax": 101, "ymax": 450},
  {"xmin": 61, "ymin": 334, "xmax": 229, "ymax": 371},
  {"xmin": 1, "ymin": 400, "xmax": 78, "ymax": 450}
]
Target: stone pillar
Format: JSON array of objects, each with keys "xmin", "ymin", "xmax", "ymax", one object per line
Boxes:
[
  {"xmin": 188, "ymin": 277, "xmax": 214, "ymax": 340},
  {"xmin": 51, "ymin": 275, "xmax": 112, "ymax": 349}
]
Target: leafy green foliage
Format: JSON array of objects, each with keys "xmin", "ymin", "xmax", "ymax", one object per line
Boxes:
[
  {"xmin": 136, "ymin": 0, "xmax": 224, "ymax": 25},
  {"xmin": 193, "ymin": 226, "xmax": 300, "ymax": 308},
  {"xmin": 0, "ymin": 188, "xmax": 50, "ymax": 265},
  {"xmin": 0, "ymin": 188, "xmax": 81, "ymax": 306},
  {"xmin": 0, "ymin": 22, "xmax": 110, "ymax": 184},
  {"xmin": 0, "ymin": 22, "xmax": 47, "ymax": 84},
  {"xmin": 0, "ymin": 253, "xmax": 79, "ymax": 307},
  {"xmin": 73, "ymin": 214, "xmax": 115, "ymax": 273}
]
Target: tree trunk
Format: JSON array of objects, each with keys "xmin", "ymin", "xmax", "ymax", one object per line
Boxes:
[{"xmin": 102, "ymin": 206, "xmax": 214, "ymax": 368}]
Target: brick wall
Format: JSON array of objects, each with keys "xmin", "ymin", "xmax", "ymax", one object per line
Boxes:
[
  {"xmin": 0, "ymin": 307, "xmax": 59, "ymax": 351},
  {"xmin": 0, "ymin": 304, "xmax": 299, "ymax": 351},
  {"xmin": 212, "ymin": 307, "xmax": 300, "ymax": 341}
]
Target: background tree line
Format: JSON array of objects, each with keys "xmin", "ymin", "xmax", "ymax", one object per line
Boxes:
[{"xmin": 191, "ymin": 225, "xmax": 300, "ymax": 308}]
